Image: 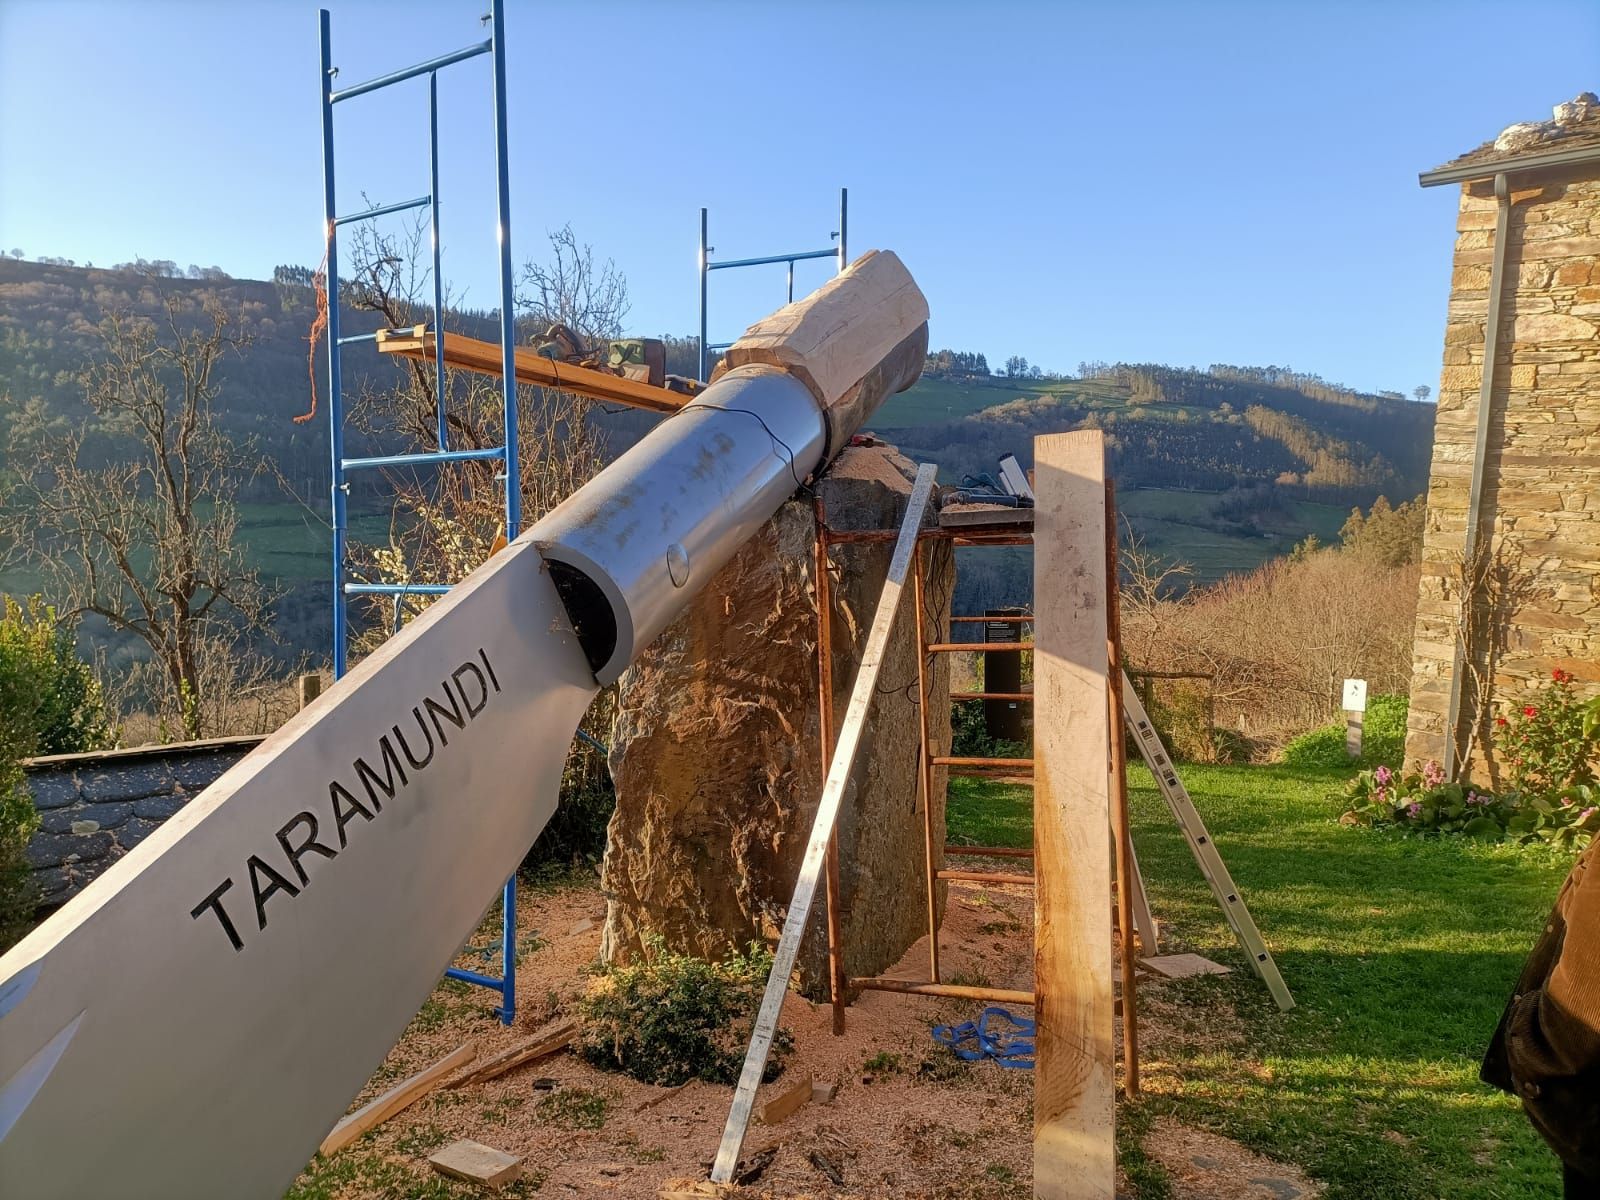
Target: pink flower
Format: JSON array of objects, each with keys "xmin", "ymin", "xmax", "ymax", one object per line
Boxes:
[
  {"xmin": 1422, "ymin": 760, "xmax": 1446, "ymax": 788},
  {"xmin": 1374, "ymin": 766, "xmax": 1393, "ymax": 786},
  {"xmin": 1581, "ymin": 807, "xmax": 1598, "ymax": 823},
  {"xmin": 1406, "ymin": 802, "xmax": 1422, "ymax": 818}
]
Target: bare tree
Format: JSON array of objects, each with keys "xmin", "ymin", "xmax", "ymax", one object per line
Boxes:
[{"xmin": 9, "ymin": 286, "xmax": 272, "ymax": 739}]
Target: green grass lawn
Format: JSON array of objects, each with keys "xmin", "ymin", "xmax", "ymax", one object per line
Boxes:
[{"xmin": 947, "ymin": 765, "xmax": 1574, "ymax": 1199}]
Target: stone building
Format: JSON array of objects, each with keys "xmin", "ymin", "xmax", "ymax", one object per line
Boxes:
[{"xmin": 1404, "ymin": 93, "xmax": 1600, "ymax": 780}]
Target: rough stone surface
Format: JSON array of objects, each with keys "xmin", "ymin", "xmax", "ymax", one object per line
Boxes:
[
  {"xmin": 601, "ymin": 444, "xmax": 952, "ymax": 997},
  {"xmin": 21, "ymin": 738, "xmax": 261, "ymax": 909},
  {"xmin": 1405, "ymin": 147, "xmax": 1600, "ymax": 781}
]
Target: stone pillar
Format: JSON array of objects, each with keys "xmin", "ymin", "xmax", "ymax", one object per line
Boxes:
[{"xmin": 600, "ymin": 443, "xmax": 952, "ymax": 998}]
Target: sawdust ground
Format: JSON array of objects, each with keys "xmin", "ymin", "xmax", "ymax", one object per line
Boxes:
[{"xmin": 293, "ymin": 867, "xmax": 1302, "ymax": 1199}]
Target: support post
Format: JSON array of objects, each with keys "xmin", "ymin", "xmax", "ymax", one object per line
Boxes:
[
  {"xmin": 912, "ymin": 539, "xmax": 941, "ymax": 983},
  {"xmin": 814, "ymin": 499, "xmax": 846, "ymax": 1036},
  {"xmin": 297, "ymin": 673, "xmax": 323, "ymax": 711},
  {"xmin": 1105, "ymin": 480, "xmax": 1139, "ymax": 1099},
  {"xmin": 1032, "ymin": 431, "xmax": 1113, "ymax": 1198}
]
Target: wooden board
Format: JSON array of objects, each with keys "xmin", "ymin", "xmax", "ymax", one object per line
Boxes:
[
  {"xmin": 1031, "ymin": 431, "xmax": 1114, "ymax": 1199},
  {"xmin": 1141, "ymin": 953, "xmax": 1231, "ymax": 980},
  {"xmin": 320, "ymin": 1041, "xmax": 476, "ymax": 1156},
  {"xmin": 446, "ymin": 1020, "xmax": 576, "ymax": 1089},
  {"xmin": 720, "ymin": 250, "xmax": 928, "ymax": 411},
  {"xmin": 374, "ymin": 326, "xmax": 689, "ymax": 415},
  {"xmin": 758, "ymin": 1074, "xmax": 813, "ymax": 1126},
  {"xmin": 429, "ymin": 1139, "xmax": 522, "ymax": 1187}
]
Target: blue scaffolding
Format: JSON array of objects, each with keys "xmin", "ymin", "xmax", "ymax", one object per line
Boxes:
[
  {"xmin": 318, "ymin": 1, "xmax": 521, "ymax": 1023},
  {"xmin": 697, "ymin": 188, "xmax": 848, "ymax": 382}
]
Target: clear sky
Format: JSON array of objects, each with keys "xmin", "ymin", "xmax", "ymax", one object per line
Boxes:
[{"xmin": 1, "ymin": 0, "xmax": 1595, "ymax": 396}]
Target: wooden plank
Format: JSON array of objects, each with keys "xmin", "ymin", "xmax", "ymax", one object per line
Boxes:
[
  {"xmin": 1142, "ymin": 953, "xmax": 1231, "ymax": 980},
  {"xmin": 1032, "ymin": 430, "xmax": 1114, "ymax": 1199},
  {"xmin": 852, "ymin": 976, "xmax": 1035, "ymax": 1005},
  {"xmin": 429, "ymin": 1139, "xmax": 522, "ymax": 1188},
  {"xmin": 1106, "ymin": 479, "xmax": 1140, "ymax": 1100},
  {"xmin": 757, "ymin": 1074, "xmax": 814, "ymax": 1126},
  {"xmin": 445, "ymin": 1020, "xmax": 577, "ymax": 1089},
  {"xmin": 720, "ymin": 250, "xmax": 929, "ymax": 412},
  {"xmin": 374, "ymin": 326, "xmax": 689, "ymax": 414},
  {"xmin": 319, "ymin": 1041, "xmax": 476, "ymax": 1156},
  {"xmin": 709, "ymin": 464, "xmax": 937, "ymax": 1183}
]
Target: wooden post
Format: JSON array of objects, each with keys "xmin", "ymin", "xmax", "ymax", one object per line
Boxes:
[
  {"xmin": 297, "ymin": 673, "xmax": 322, "ymax": 710},
  {"xmin": 1105, "ymin": 481, "xmax": 1139, "ymax": 1100},
  {"xmin": 814, "ymin": 499, "xmax": 847, "ymax": 1036},
  {"xmin": 1033, "ymin": 432, "xmax": 1113, "ymax": 1199}
]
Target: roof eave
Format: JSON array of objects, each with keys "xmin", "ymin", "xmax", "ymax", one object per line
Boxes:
[{"xmin": 1420, "ymin": 140, "xmax": 1600, "ymax": 187}]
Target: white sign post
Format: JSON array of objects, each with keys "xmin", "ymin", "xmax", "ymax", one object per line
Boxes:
[{"xmin": 1343, "ymin": 678, "xmax": 1368, "ymax": 759}]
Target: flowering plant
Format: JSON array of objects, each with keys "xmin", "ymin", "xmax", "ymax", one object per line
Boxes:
[
  {"xmin": 1340, "ymin": 761, "xmax": 1513, "ymax": 839},
  {"xmin": 1496, "ymin": 669, "xmax": 1600, "ymax": 793}
]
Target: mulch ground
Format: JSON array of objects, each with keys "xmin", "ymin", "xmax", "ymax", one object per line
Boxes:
[{"xmin": 290, "ymin": 865, "xmax": 1306, "ymax": 1199}]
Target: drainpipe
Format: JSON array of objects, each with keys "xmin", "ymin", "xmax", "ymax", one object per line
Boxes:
[{"xmin": 1442, "ymin": 171, "xmax": 1510, "ymax": 780}]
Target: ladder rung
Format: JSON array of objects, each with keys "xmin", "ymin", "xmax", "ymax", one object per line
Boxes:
[
  {"xmin": 342, "ymin": 447, "xmax": 505, "ymax": 472},
  {"xmin": 949, "ymin": 615, "xmax": 1035, "ymax": 623},
  {"xmin": 334, "ymin": 195, "xmax": 431, "ymax": 227},
  {"xmin": 925, "ymin": 641, "xmax": 1031, "ymax": 653},
  {"xmin": 944, "ymin": 845, "xmax": 1034, "ymax": 858},
  {"xmin": 330, "ymin": 39, "xmax": 493, "ymax": 104},
  {"xmin": 345, "ymin": 583, "xmax": 452, "ymax": 596},
  {"xmin": 933, "ymin": 756, "xmax": 1034, "ymax": 769},
  {"xmin": 937, "ymin": 868, "xmax": 1034, "ymax": 885},
  {"xmin": 951, "ymin": 692, "xmax": 1033, "ymax": 702}
]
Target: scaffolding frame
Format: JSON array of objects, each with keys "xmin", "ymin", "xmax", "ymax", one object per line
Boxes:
[
  {"xmin": 317, "ymin": 1, "xmax": 521, "ymax": 1023},
  {"xmin": 696, "ymin": 188, "xmax": 848, "ymax": 381}
]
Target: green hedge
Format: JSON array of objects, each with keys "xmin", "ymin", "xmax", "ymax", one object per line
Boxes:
[{"xmin": 1281, "ymin": 693, "xmax": 1408, "ymax": 769}]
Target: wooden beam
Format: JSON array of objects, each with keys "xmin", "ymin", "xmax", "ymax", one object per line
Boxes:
[
  {"xmin": 758, "ymin": 1074, "xmax": 814, "ymax": 1126},
  {"xmin": 374, "ymin": 326, "xmax": 690, "ymax": 415},
  {"xmin": 1105, "ymin": 479, "xmax": 1140, "ymax": 1100},
  {"xmin": 851, "ymin": 976, "xmax": 1035, "ymax": 1005},
  {"xmin": 1032, "ymin": 431, "xmax": 1113, "ymax": 1199},
  {"xmin": 445, "ymin": 1020, "xmax": 576, "ymax": 1089},
  {"xmin": 319, "ymin": 1041, "xmax": 476, "ymax": 1156}
]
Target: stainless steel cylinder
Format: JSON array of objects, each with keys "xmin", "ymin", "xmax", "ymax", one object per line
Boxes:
[{"xmin": 533, "ymin": 364, "xmax": 826, "ymax": 684}]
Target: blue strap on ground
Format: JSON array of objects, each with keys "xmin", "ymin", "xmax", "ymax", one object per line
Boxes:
[{"xmin": 931, "ymin": 1006, "xmax": 1036, "ymax": 1069}]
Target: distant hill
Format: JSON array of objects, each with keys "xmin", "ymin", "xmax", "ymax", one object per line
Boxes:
[{"xmin": 0, "ymin": 260, "xmax": 1436, "ymax": 638}]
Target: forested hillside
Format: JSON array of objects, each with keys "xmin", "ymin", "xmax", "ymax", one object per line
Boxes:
[{"xmin": 0, "ymin": 259, "xmax": 1437, "ymax": 656}]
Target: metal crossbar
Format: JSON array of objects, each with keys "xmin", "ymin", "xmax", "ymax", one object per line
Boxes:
[
  {"xmin": 317, "ymin": 1, "xmax": 521, "ymax": 1024},
  {"xmin": 696, "ymin": 188, "xmax": 848, "ymax": 381}
]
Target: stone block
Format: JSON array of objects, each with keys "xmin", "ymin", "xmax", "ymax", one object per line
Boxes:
[
  {"xmin": 38, "ymin": 801, "xmax": 134, "ymax": 834},
  {"xmin": 25, "ymin": 830, "xmax": 113, "ymax": 870},
  {"xmin": 169, "ymin": 750, "xmax": 250, "ymax": 792},
  {"xmin": 32, "ymin": 867, "xmax": 74, "ymax": 907},
  {"xmin": 114, "ymin": 817, "xmax": 163, "ymax": 852},
  {"xmin": 133, "ymin": 793, "xmax": 188, "ymax": 821},
  {"xmin": 601, "ymin": 443, "xmax": 952, "ymax": 998},
  {"xmin": 1513, "ymin": 313, "xmax": 1598, "ymax": 343},
  {"xmin": 80, "ymin": 762, "xmax": 174, "ymax": 803},
  {"xmin": 26, "ymin": 770, "xmax": 81, "ymax": 810}
]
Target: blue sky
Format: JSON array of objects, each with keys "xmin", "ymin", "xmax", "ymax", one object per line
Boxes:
[{"xmin": 1, "ymin": 0, "xmax": 1595, "ymax": 395}]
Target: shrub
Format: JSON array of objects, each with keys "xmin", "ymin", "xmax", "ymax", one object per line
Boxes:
[
  {"xmin": 524, "ymin": 692, "xmax": 615, "ymax": 872},
  {"xmin": 951, "ymin": 698, "xmax": 1029, "ymax": 759},
  {"xmin": 577, "ymin": 935, "xmax": 791, "ymax": 1086},
  {"xmin": 1494, "ymin": 669, "xmax": 1599, "ymax": 794},
  {"xmin": 1339, "ymin": 760, "xmax": 1598, "ymax": 850},
  {"xmin": 1282, "ymin": 694, "xmax": 1408, "ymax": 769},
  {"xmin": 0, "ymin": 596, "xmax": 110, "ymax": 755},
  {"xmin": 0, "ymin": 755, "xmax": 36, "ymax": 952}
]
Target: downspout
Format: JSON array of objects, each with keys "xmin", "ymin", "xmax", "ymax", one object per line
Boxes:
[{"xmin": 1442, "ymin": 171, "xmax": 1510, "ymax": 779}]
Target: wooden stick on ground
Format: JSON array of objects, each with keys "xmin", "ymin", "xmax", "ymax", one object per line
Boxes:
[
  {"xmin": 1032, "ymin": 431, "xmax": 1114, "ymax": 1199},
  {"xmin": 445, "ymin": 1020, "xmax": 577, "ymax": 1089},
  {"xmin": 1105, "ymin": 479, "xmax": 1140, "ymax": 1099},
  {"xmin": 320, "ymin": 1041, "xmax": 477, "ymax": 1156}
]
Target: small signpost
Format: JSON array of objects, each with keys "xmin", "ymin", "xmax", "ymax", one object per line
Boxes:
[{"xmin": 1343, "ymin": 678, "xmax": 1368, "ymax": 759}]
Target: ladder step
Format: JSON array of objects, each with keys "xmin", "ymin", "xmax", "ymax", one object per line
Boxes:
[
  {"xmin": 345, "ymin": 583, "xmax": 452, "ymax": 596},
  {"xmin": 933, "ymin": 755, "xmax": 1033, "ymax": 769},
  {"xmin": 333, "ymin": 194, "xmax": 431, "ymax": 227},
  {"xmin": 944, "ymin": 845, "xmax": 1034, "ymax": 858},
  {"xmin": 343, "ymin": 447, "xmax": 505, "ymax": 471},
  {"xmin": 937, "ymin": 868, "xmax": 1033, "ymax": 885},
  {"xmin": 950, "ymin": 691, "xmax": 1033, "ymax": 701},
  {"xmin": 926, "ymin": 641, "xmax": 1031, "ymax": 653}
]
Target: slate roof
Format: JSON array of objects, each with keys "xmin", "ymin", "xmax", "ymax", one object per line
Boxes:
[
  {"xmin": 22, "ymin": 736, "xmax": 263, "ymax": 909},
  {"xmin": 1430, "ymin": 91, "xmax": 1600, "ymax": 176}
]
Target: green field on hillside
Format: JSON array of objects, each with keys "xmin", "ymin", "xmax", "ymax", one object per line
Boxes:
[
  {"xmin": 1116, "ymin": 488, "xmax": 1349, "ymax": 580},
  {"xmin": 873, "ymin": 374, "xmax": 1129, "ymax": 427}
]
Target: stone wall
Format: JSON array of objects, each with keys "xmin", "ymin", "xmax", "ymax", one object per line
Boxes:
[
  {"xmin": 1405, "ymin": 167, "xmax": 1600, "ymax": 779},
  {"xmin": 23, "ymin": 737, "xmax": 260, "ymax": 909},
  {"xmin": 600, "ymin": 444, "xmax": 952, "ymax": 998}
]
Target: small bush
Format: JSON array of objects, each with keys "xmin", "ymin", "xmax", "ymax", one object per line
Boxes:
[
  {"xmin": 951, "ymin": 699, "xmax": 1029, "ymax": 759},
  {"xmin": 0, "ymin": 596, "xmax": 110, "ymax": 756},
  {"xmin": 1282, "ymin": 694, "xmax": 1408, "ymax": 769},
  {"xmin": 1339, "ymin": 760, "xmax": 1598, "ymax": 850},
  {"xmin": 1495, "ymin": 670, "xmax": 1599, "ymax": 793},
  {"xmin": 577, "ymin": 935, "xmax": 791, "ymax": 1086}
]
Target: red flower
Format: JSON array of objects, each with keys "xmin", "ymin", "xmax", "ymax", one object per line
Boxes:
[
  {"xmin": 1553, "ymin": 668, "xmax": 1571, "ymax": 683},
  {"xmin": 1496, "ymin": 716, "xmax": 1509, "ymax": 727},
  {"xmin": 1524, "ymin": 706, "xmax": 1539, "ymax": 718}
]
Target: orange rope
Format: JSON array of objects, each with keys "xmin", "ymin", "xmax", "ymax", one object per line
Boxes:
[{"xmin": 292, "ymin": 243, "xmax": 331, "ymax": 425}]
